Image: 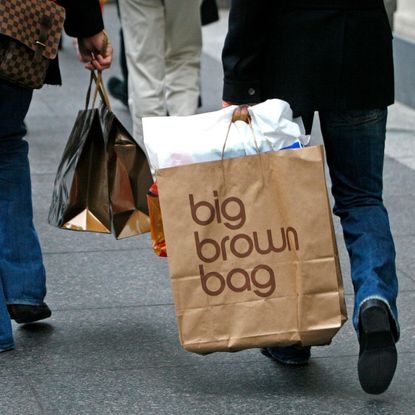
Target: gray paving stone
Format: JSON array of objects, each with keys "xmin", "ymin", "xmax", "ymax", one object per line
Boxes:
[
  {"xmin": 27, "ymin": 116, "xmax": 75, "ymax": 176},
  {"xmin": 5, "ymin": 305, "xmax": 251, "ymax": 375},
  {"xmin": 31, "ymin": 174, "xmax": 55, "ymax": 211},
  {"xmin": 397, "ymin": 270, "xmax": 415, "ymax": 292},
  {"xmin": 33, "ymin": 220, "xmax": 150, "ymax": 254},
  {"xmin": 26, "ymin": 352, "xmax": 415, "ymax": 415},
  {"xmin": 395, "ymin": 236, "xmax": 415, "ymax": 281},
  {"xmin": 43, "ymin": 249, "xmax": 172, "ymax": 309},
  {"xmin": 384, "ymin": 157, "xmax": 415, "ymax": 196},
  {"xmin": 388, "ymin": 102, "xmax": 415, "ymax": 133},
  {"xmin": 0, "ymin": 374, "xmax": 43, "ymax": 415},
  {"xmin": 386, "ymin": 130, "xmax": 415, "ymax": 160},
  {"xmin": 386, "ymin": 195, "xmax": 415, "ymax": 237}
]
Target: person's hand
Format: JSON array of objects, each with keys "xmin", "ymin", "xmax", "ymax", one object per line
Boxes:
[
  {"xmin": 78, "ymin": 31, "xmax": 113, "ymax": 71},
  {"xmin": 223, "ymin": 100, "xmax": 237, "ymax": 108},
  {"xmin": 223, "ymin": 101, "xmax": 252, "ymax": 123}
]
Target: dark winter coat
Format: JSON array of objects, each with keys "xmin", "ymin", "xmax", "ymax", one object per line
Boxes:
[
  {"xmin": 222, "ymin": 0, "xmax": 394, "ymax": 115},
  {"xmin": 45, "ymin": 0, "xmax": 104, "ymax": 85}
]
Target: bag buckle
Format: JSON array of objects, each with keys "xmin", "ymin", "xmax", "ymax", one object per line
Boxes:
[
  {"xmin": 35, "ymin": 40, "xmax": 47, "ymax": 48},
  {"xmin": 34, "ymin": 15, "xmax": 52, "ymax": 60}
]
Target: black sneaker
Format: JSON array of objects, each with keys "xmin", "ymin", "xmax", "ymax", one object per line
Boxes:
[
  {"xmin": 7, "ymin": 303, "xmax": 51, "ymax": 324},
  {"xmin": 358, "ymin": 299, "xmax": 397, "ymax": 394},
  {"xmin": 107, "ymin": 76, "xmax": 128, "ymax": 107},
  {"xmin": 261, "ymin": 345, "xmax": 311, "ymax": 366}
]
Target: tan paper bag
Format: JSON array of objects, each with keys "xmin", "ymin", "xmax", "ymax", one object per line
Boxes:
[{"xmin": 157, "ymin": 145, "xmax": 347, "ymax": 354}]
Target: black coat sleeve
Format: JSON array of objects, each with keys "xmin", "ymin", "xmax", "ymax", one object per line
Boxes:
[
  {"xmin": 222, "ymin": 0, "xmax": 271, "ymax": 103},
  {"xmin": 58, "ymin": 0, "xmax": 104, "ymax": 38}
]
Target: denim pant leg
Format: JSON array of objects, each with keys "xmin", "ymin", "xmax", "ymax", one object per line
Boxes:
[
  {"xmin": 0, "ymin": 279, "xmax": 14, "ymax": 351},
  {"xmin": 0, "ymin": 80, "xmax": 46, "ymax": 349},
  {"xmin": 319, "ymin": 109, "xmax": 399, "ymax": 339}
]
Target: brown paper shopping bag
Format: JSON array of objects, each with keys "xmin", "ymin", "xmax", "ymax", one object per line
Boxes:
[{"xmin": 157, "ymin": 145, "xmax": 347, "ymax": 354}]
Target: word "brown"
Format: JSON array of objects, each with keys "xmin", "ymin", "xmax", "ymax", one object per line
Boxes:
[{"xmin": 194, "ymin": 227, "xmax": 299, "ymax": 263}]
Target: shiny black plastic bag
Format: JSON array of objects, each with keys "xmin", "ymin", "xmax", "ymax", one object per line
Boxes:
[{"xmin": 49, "ymin": 72, "xmax": 152, "ymax": 238}]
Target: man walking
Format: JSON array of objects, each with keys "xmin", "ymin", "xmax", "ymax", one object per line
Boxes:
[
  {"xmin": 118, "ymin": 0, "xmax": 203, "ymax": 151},
  {"xmin": 222, "ymin": 0, "xmax": 398, "ymax": 394}
]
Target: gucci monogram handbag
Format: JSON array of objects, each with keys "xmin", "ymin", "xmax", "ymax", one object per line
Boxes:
[{"xmin": 0, "ymin": 0, "xmax": 65, "ymax": 89}]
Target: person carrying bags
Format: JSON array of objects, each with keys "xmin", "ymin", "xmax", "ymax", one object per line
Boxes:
[
  {"xmin": 0, "ymin": 0, "xmax": 112, "ymax": 354},
  {"xmin": 222, "ymin": 0, "xmax": 399, "ymax": 395}
]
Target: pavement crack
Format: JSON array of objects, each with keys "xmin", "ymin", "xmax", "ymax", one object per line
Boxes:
[
  {"xmin": 50, "ymin": 303, "xmax": 175, "ymax": 312},
  {"xmin": 43, "ymin": 247, "xmax": 151, "ymax": 255},
  {"xmin": 23, "ymin": 375, "xmax": 50, "ymax": 414}
]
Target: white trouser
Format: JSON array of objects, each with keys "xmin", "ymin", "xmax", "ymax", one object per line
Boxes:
[
  {"xmin": 119, "ymin": 0, "xmax": 202, "ymax": 149},
  {"xmin": 383, "ymin": 0, "xmax": 397, "ymax": 29}
]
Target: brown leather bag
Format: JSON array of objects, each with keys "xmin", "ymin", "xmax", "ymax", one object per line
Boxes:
[{"xmin": 0, "ymin": 0, "xmax": 65, "ymax": 89}]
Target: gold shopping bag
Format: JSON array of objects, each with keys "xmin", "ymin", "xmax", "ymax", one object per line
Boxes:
[
  {"xmin": 49, "ymin": 72, "xmax": 152, "ymax": 238},
  {"xmin": 104, "ymin": 104, "xmax": 153, "ymax": 239}
]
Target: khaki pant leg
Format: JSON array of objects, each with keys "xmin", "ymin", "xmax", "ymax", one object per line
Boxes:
[
  {"xmin": 164, "ymin": 0, "xmax": 202, "ymax": 116},
  {"xmin": 119, "ymin": 0, "xmax": 166, "ymax": 148},
  {"xmin": 383, "ymin": 0, "xmax": 397, "ymax": 29}
]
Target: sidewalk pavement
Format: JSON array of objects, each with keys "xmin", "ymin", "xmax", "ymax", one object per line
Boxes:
[{"xmin": 1, "ymin": 5, "xmax": 414, "ymax": 414}]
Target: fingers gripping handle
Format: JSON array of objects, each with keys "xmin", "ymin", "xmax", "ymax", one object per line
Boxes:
[{"xmin": 221, "ymin": 105, "xmax": 260, "ymax": 160}]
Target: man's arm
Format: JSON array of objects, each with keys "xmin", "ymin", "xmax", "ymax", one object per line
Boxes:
[
  {"xmin": 59, "ymin": 0, "xmax": 104, "ymax": 38},
  {"xmin": 58, "ymin": 0, "xmax": 112, "ymax": 71},
  {"xmin": 222, "ymin": 0, "xmax": 271, "ymax": 105}
]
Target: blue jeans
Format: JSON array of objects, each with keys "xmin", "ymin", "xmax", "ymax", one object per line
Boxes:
[
  {"xmin": 317, "ymin": 109, "xmax": 399, "ymax": 339},
  {"xmin": 0, "ymin": 80, "xmax": 47, "ymax": 351}
]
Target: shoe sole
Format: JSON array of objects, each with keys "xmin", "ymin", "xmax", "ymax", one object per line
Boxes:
[
  {"xmin": 13, "ymin": 310, "xmax": 52, "ymax": 324},
  {"xmin": 260, "ymin": 348, "xmax": 310, "ymax": 366},
  {"xmin": 14, "ymin": 317, "xmax": 50, "ymax": 324},
  {"xmin": 358, "ymin": 306, "xmax": 397, "ymax": 395}
]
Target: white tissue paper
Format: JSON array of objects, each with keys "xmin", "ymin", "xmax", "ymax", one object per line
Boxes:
[{"xmin": 142, "ymin": 99, "xmax": 310, "ymax": 172}]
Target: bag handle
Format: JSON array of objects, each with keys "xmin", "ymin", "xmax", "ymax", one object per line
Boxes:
[
  {"xmin": 84, "ymin": 70, "xmax": 112, "ymax": 111},
  {"xmin": 84, "ymin": 72, "xmax": 94, "ymax": 109},
  {"xmin": 221, "ymin": 105, "xmax": 260, "ymax": 160},
  {"xmin": 92, "ymin": 71, "xmax": 112, "ymax": 111}
]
